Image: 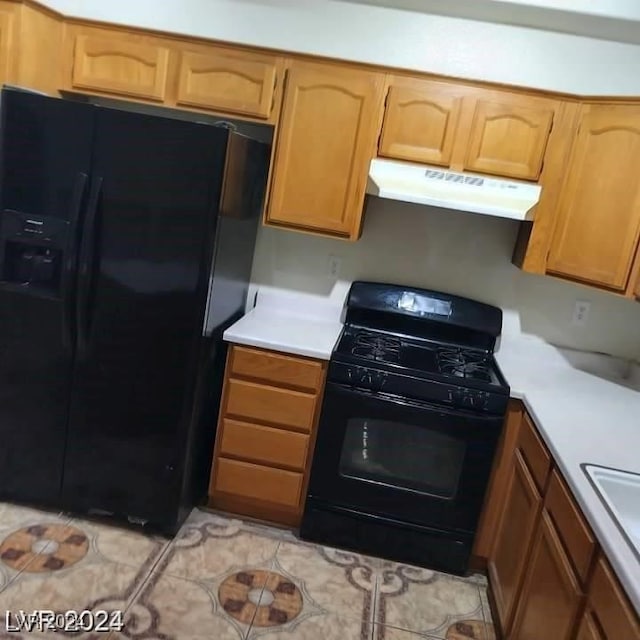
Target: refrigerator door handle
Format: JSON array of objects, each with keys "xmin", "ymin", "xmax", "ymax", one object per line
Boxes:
[
  {"xmin": 62, "ymin": 172, "xmax": 89, "ymax": 350},
  {"xmin": 76, "ymin": 176, "xmax": 103, "ymax": 358}
]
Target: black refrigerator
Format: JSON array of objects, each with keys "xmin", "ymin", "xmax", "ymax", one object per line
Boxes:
[{"xmin": 0, "ymin": 88, "xmax": 271, "ymax": 533}]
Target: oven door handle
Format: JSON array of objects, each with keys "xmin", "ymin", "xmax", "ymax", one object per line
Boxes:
[{"xmin": 326, "ymin": 382, "xmax": 502, "ymax": 421}]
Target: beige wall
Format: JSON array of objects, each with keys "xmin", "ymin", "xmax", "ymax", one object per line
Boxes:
[{"xmin": 250, "ymin": 198, "xmax": 640, "ymax": 360}]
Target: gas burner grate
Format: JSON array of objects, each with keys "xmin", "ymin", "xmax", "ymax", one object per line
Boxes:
[
  {"xmin": 436, "ymin": 347, "xmax": 492, "ymax": 382},
  {"xmin": 351, "ymin": 333, "xmax": 402, "ymax": 363}
]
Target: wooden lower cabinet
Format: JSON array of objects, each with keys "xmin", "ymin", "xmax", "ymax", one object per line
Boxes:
[
  {"xmin": 473, "ymin": 400, "xmax": 523, "ymax": 560},
  {"xmin": 208, "ymin": 345, "xmax": 327, "ymax": 526},
  {"xmin": 588, "ymin": 554, "xmax": 640, "ymax": 640},
  {"xmin": 509, "ymin": 511, "xmax": 583, "ymax": 640},
  {"xmin": 576, "ymin": 610, "xmax": 604, "ymax": 640},
  {"xmin": 214, "ymin": 458, "xmax": 303, "ymax": 509},
  {"xmin": 487, "ymin": 449, "xmax": 542, "ymax": 633},
  {"xmin": 485, "ymin": 402, "xmax": 640, "ymax": 640}
]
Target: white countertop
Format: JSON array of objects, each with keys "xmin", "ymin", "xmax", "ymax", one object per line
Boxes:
[
  {"xmin": 496, "ymin": 334, "xmax": 640, "ymax": 613},
  {"xmin": 225, "ymin": 290, "xmax": 640, "ymax": 612},
  {"xmin": 223, "ymin": 288, "xmax": 344, "ymax": 360}
]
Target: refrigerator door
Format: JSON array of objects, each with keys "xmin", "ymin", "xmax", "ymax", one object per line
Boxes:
[
  {"xmin": 0, "ymin": 90, "xmax": 94, "ymax": 504},
  {"xmin": 61, "ymin": 107, "xmax": 229, "ymax": 525}
]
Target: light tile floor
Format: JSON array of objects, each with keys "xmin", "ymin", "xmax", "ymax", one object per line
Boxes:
[{"xmin": 0, "ymin": 504, "xmax": 496, "ymax": 640}]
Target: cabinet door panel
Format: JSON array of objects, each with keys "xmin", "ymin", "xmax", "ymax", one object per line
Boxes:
[
  {"xmin": 219, "ymin": 419, "xmax": 309, "ymax": 470},
  {"xmin": 544, "ymin": 470, "xmax": 596, "ymax": 584},
  {"xmin": 509, "ymin": 511, "xmax": 583, "ymax": 640},
  {"xmin": 226, "ymin": 379, "xmax": 316, "ymax": 432},
  {"xmin": 214, "ymin": 457, "xmax": 303, "ymax": 508},
  {"xmin": 465, "ymin": 97, "xmax": 554, "ymax": 180},
  {"xmin": 72, "ymin": 34, "xmax": 170, "ymax": 101},
  {"xmin": 177, "ymin": 48, "xmax": 277, "ymax": 119},
  {"xmin": 267, "ymin": 61, "xmax": 384, "ymax": 238},
  {"xmin": 576, "ymin": 610, "xmax": 605, "ymax": 640},
  {"xmin": 589, "ymin": 555, "xmax": 640, "ymax": 640},
  {"xmin": 473, "ymin": 401, "xmax": 522, "ymax": 560},
  {"xmin": 379, "ymin": 80, "xmax": 464, "ymax": 166},
  {"xmin": 487, "ymin": 449, "xmax": 542, "ymax": 634},
  {"xmin": 0, "ymin": 6, "xmax": 15, "ymax": 85},
  {"xmin": 230, "ymin": 345, "xmax": 324, "ymax": 392},
  {"xmin": 547, "ymin": 105, "xmax": 640, "ymax": 290}
]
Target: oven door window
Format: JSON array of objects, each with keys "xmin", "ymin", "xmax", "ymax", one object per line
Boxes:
[{"xmin": 338, "ymin": 417, "xmax": 466, "ymax": 499}]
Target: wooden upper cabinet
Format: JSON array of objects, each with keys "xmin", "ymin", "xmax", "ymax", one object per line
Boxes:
[
  {"xmin": 464, "ymin": 91, "xmax": 556, "ymax": 180},
  {"xmin": 266, "ymin": 61, "xmax": 384, "ymax": 239},
  {"xmin": 0, "ymin": 3, "xmax": 16, "ymax": 86},
  {"xmin": 70, "ymin": 30, "xmax": 170, "ymax": 101},
  {"xmin": 377, "ymin": 81, "xmax": 556, "ymax": 182},
  {"xmin": 176, "ymin": 47, "xmax": 277, "ymax": 119},
  {"xmin": 379, "ymin": 79, "xmax": 466, "ymax": 166},
  {"xmin": 509, "ymin": 511, "xmax": 583, "ymax": 640},
  {"xmin": 547, "ymin": 104, "xmax": 640, "ymax": 291}
]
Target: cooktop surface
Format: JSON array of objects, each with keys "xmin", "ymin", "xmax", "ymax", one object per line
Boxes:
[{"xmin": 335, "ymin": 326, "xmax": 506, "ymax": 389}]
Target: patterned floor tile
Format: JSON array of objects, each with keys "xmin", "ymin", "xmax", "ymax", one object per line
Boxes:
[
  {"xmin": 199, "ymin": 509, "xmax": 299, "ymax": 544},
  {"xmin": 0, "ymin": 504, "xmax": 72, "ymax": 593},
  {"xmin": 0, "ymin": 506, "xmax": 165, "ymax": 639},
  {"xmin": 123, "ymin": 568, "xmax": 250, "ymax": 639},
  {"xmin": 372, "ymin": 625, "xmax": 440, "ymax": 639},
  {"xmin": 66, "ymin": 517, "xmax": 169, "ymax": 570},
  {"xmin": 0, "ymin": 505, "xmax": 495, "ymax": 640},
  {"xmin": 162, "ymin": 511, "xmax": 280, "ymax": 583},
  {"xmin": 0, "ymin": 560, "xmax": 144, "ymax": 637},
  {"xmin": 478, "ymin": 587, "xmax": 492, "ymax": 625},
  {"xmin": 461, "ymin": 573, "xmax": 488, "ymax": 587},
  {"xmin": 273, "ymin": 540, "xmax": 377, "ymax": 633},
  {"xmin": 375, "ymin": 561, "xmax": 483, "ymax": 638},
  {"xmin": 248, "ymin": 613, "xmax": 369, "ymax": 640}
]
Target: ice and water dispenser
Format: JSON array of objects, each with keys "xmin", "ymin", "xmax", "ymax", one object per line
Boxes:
[{"xmin": 0, "ymin": 209, "xmax": 68, "ymax": 296}]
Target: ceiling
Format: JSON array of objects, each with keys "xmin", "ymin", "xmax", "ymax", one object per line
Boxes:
[{"xmin": 340, "ymin": 0, "xmax": 640, "ymax": 44}]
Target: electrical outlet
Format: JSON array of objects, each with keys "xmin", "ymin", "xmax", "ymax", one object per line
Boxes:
[
  {"xmin": 571, "ymin": 300, "xmax": 591, "ymax": 327},
  {"xmin": 327, "ymin": 255, "xmax": 342, "ymax": 278}
]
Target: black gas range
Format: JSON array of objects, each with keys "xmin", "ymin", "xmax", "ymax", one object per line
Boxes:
[
  {"xmin": 332, "ymin": 326, "xmax": 509, "ymax": 414},
  {"xmin": 300, "ymin": 282, "xmax": 510, "ymax": 575}
]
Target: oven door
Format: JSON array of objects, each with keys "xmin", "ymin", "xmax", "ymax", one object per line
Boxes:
[{"xmin": 307, "ymin": 382, "xmax": 504, "ymax": 535}]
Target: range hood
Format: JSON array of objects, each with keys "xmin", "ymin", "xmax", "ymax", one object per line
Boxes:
[{"xmin": 366, "ymin": 158, "xmax": 542, "ymax": 221}]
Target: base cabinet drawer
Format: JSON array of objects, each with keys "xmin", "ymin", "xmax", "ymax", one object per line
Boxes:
[
  {"xmin": 219, "ymin": 419, "xmax": 309, "ymax": 471},
  {"xmin": 226, "ymin": 378, "xmax": 316, "ymax": 431},
  {"xmin": 230, "ymin": 346, "xmax": 324, "ymax": 392},
  {"xmin": 214, "ymin": 458, "xmax": 303, "ymax": 509}
]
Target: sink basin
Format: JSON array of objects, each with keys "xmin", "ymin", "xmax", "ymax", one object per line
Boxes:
[{"xmin": 584, "ymin": 464, "xmax": 640, "ymax": 558}]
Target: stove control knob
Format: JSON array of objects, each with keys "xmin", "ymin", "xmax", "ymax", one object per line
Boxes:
[
  {"xmin": 371, "ymin": 372, "xmax": 387, "ymax": 391},
  {"xmin": 346, "ymin": 367, "xmax": 354, "ymax": 383},
  {"xmin": 360, "ymin": 371, "xmax": 373, "ymax": 386}
]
